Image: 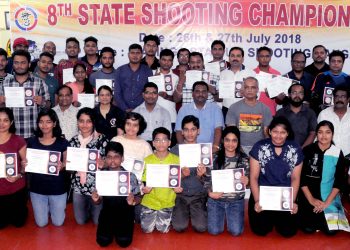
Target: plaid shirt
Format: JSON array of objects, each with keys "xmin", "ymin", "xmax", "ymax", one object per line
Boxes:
[
  {"xmin": 182, "ymin": 85, "xmax": 214, "ymax": 104},
  {"xmin": 54, "ymin": 59, "xmax": 92, "ymax": 86},
  {"xmin": 0, "ymin": 74, "xmax": 50, "ymax": 139}
]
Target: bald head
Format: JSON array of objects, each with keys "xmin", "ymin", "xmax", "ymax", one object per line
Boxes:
[{"xmin": 43, "ymin": 41, "xmax": 56, "ymax": 56}]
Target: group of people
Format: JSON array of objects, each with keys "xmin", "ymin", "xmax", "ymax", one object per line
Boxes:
[{"xmin": 0, "ymin": 35, "xmax": 349, "ymax": 248}]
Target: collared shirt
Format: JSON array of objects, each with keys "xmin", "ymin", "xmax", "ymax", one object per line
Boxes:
[
  {"xmin": 34, "ymin": 70, "xmax": 59, "ymax": 107},
  {"xmin": 317, "ymin": 106, "xmax": 350, "ymax": 156},
  {"xmin": 0, "ymin": 73, "xmax": 12, "ymax": 85},
  {"xmin": 89, "ymin": 68, "xmax": 117, "ymax": 88},
  {"xmin": 285, "ymin": 70, "xmax": 315, "ymax": 102},
  {"xmin": 80, "ymin": 55, "xmax": 102, "ymax": 73},
  {"xmin": 1, "ymin": 74, "xmax": 50, "ymax": 139},
  {"xmin": 133, "ymin": 102, "xmax": 172, "ymax": 141},
  {"xmin": 175, "ymin": 101, "xmax": 224, "ymax": 143},
  {"xmin": 304, "ymin": 63, "xmax": 330, "ymax": 78},
  {"xmin": 54, "ymin": 59, "xmax": 92, "ymax": 86},
  {"xmin": 141, "ymin": 56, "xmax": 160, "ymax": 70},
  {"xmin": 52, "ymin": 104, "xmax": 78, "ymax": 141},
  {"xmin": 114, "ymin": 63, "xmax": 153, "ymax": 111}
]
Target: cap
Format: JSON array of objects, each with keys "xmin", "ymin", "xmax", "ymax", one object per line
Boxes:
[{"xmin": 13, "ymin": 37, "xmax": 29, "ymax": 49}]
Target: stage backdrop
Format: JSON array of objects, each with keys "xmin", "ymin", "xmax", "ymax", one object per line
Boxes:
[{"xmin": 10, "ymin": 0, "xmax": 350, "ymax": 73}]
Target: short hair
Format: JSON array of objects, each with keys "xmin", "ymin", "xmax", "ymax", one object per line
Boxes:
[
  {"xmin": 181, "ymin": 115, "xmax": 200, "ymax": 129},
  {"xmin": 56, "ymin": 85, "xmax": 73, "ymax": 95},
  {"xmin": 257, "ymin": 46, "xmax": 272, "ymax": 55},
  {"xmin": 243, "ymin": 76, "xmax": 259, "ymax": 88},
  {"xmin": 291, "ymin": 51, "xmax": 306, "ymax": 61},
  {"xmin": 268, "ymin": 116, "xmax": 294, "ymax": 141},
  {"xmin": 97, "ymin": 85, "xmax": 113, "ymax": 96},
  {"xmin": 12, "ymin": 50, "xmax": 31, "ymax": 63},
  {"xmin": 39, "ymin": 51, "xmax": 54, "ymax": 61},
  {"xmin": 35, "ymin": 109, "xmax": 62, "ymax": 138},
  {"xmin": 0, "ymin": 107, "xmax": 16, "ymax": 133},
  {"xmin": 0, "ymin": 48, "xmax": 8, "ymax": 60},
  {"xmin": 312, "ymin": 45, "xmax": 327, "ymax": 53},
  {"xmin": 66, "ymin": 37, "xmax": 80, "ymax": 47},
  {"xmin": 332, "ymin": 85, "xmax": 349, "ymax": 98},
  {"xmin": 192, "ymin": 81, "xmax": 209, "ymax": 92},
  {"xmin": 143, "ymin": 82, "xmax": 158, "ymax": 92},
  {"xmin": 287, "ymin": 83, "xmax": 304, "ymax": 94},
  {"xmin": 229, "ymin": 47, "xmax": 244, "ymax": 57},
  {"xmin": 329, "ymin": 50, "xmax": 345, "ymax": 63},
  {"xmin": 128, "ymin": 43, "xmax": 142, "ymax": 52},
  {"xmin": 84, "ymin": 36, "xmax": 98, "ymax": 45},
  {"xmin": 143, "ymin": 34, "xmax": 160, "ymax": 46},
  {"xmin": 211, "ymin": 40, "xmax": 225, "ymax": 50},
  {"xmin": 189, "ymin": 52, "xmax": 204, "ymax": 62},
  {"xmin": 77, "ymin": 107, "xmax": 96, "ymax": 131},
  {"xmin": 177, "ymin": 48, "xmax": 190, "ymax": 58},
  {"xmin": 160, "ymin": 49, "xmax": 174, "ymax": 60},
  {"xmin": 105, "ymin": 141, "xmax": 124, "ymax": 156},
  {"xmin": 123, "ymin": 112, "xmax": 147, "ymax": 135},
  {"xmin": 73, "ymin": 63, "xmax": 86, "ymax": 74},
  {"xmin": 152, "ymin": 127, "xmax": 171, "ymax": 140},
  {"xmin": 100, "ymin": 46, "xmax": 116, "ymax": 57}
]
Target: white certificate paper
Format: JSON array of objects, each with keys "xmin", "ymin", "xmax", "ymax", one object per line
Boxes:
[
  {"xmin": 218, "ymin": 80, "xmax": 235, "ymax": 99},
  {"xmin": 146, "ymin": 164, "xmax": 181, "ymax": 188},
  {"xmin": 66, "ymin": 147, "xmax": 99, "ymax": 172},
  {"xmin": 63, "ymin": 68, "xmax": 76, "ymax": 84},
  {"xmin": 255, "ymin": 72, "xmax": 274, "ymax": 91},
  {"xmin": 259, "ymin": 186, "xmax": 293, "ymax": 211},
  {"xmin": 78, "ymin": 94, "xmax": 95, "ymax": 108},
  {"xmin": 122, "ymin": 157, "xmax": 144, "ymax": 181},
  {"xmin": 96, "ymin": 171, "xmax": 130, "ymax": 196},
  {"xmin": 4, "ymin": 87, "xmax": 25, "ymax": 107},
  {"xmin": 185, "ymin": 70, "xmax": 203, "ymax": 90},
  {"xmin": 148, "ymin": 75, "xmax": 165, "ymax": 92},
  {"xmin": 205, "ymin": 61, "xmax": 221, "ymax": 76},
  {"xmin": 266, "ymin": 76, "xmax": 293, "ymax": 98},
  {"xmin": 212, "ymin": 168, "xmax": 245, "ymax": 193},
  {"xmin": 25, "ymin": 149, "xmax": 61, "ymax": 176},
  {"xmin": 179, "ymin": 143, "xmax": 212, "ymax": 168},
  {"xmin": 0, "ymin": 153, "xmax": 17, "ymax": 178},
  {"xmin": 95, "ymin": 79, "xmax": 113, "ymax": 91}
]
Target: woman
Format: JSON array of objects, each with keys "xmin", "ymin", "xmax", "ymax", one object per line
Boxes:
[
  {"xmin": 66, "ymin": 63, "xmax": 94, "ymax": 106},
  {"xmin": 249, "ymin": 116, "xmax": 303, "ymax": 237},
  {"xmin": 0, "ymin": 108, "xmax": 27, "ymax": 229},
  {"xmin": 207, "ymin": 126, "xmax": 249, "ymax": 236},
  {"xmin": 70, "ymin": 107, "xmax": 109, "ymax": 225},
  {"xmin": 27, "ymin": 109, "xmax": 69, "ymax": 227},
  {"xmin": 94, "ymin": 85, "xmax": 125, "ymax": 140},
  {"xmin": 299, "ymin": 120, "xmax": 349, "ymax": 234}
]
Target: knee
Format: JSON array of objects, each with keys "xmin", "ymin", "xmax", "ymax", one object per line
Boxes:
[
  {"xmin": 96, "ymin": 236, "xmax": 112, "ymax": 247},
  {"xmin": 172, "ymin": 222, "xmax": 188, "ymax": 233},
  {"xmin": 192, "ymin": 224, "xmax": 207, "ymax": 233},
  {"xmin": 75, "ymin": 217, "xmax": 87, "ymax": 225},
  {"xmin": 52, "ymin": 220, "xmax": 64, "ymax": 227},
  {"xmin": 36, "ymin": 220, "xmax": 48, "ymax": 228},
  {"xmin": 278, "ymin": 228, "xmax": 297, "ymax": 238},
  {"xmin": 117, "ymin": 238, "xmax": 132, "ymax": 248},
  {"xmin": 228, "ymin": 229, "xmax": 243, "ymax": 237},
  {"xmin": 251, "ymin": 227, "xmax": 270, "ymax": 236},
  {"xmin": 208, "ymin": 228, "xmax": 223, "ymax": 235}
]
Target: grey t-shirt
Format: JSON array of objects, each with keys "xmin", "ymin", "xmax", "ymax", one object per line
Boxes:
[{"xmin": 89, "ymin": 69, "xmax": 117, "ymax": 88}]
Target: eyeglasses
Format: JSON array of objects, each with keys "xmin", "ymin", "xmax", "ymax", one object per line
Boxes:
[{"xmin": 153, "ymin": 139, "xmax": 169, "ymax": 143}]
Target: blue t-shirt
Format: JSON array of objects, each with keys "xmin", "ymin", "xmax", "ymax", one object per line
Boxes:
[{"xmin": 250, "ymin": 138, "xmax": 303, "ymax": 186}]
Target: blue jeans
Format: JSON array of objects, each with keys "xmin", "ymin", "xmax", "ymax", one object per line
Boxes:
[
  {"xmin": 73, "ymin": 192, "xmax": 102, "ymax": 225},
  {"xmin": 30, "ymin": 192, "xmax": 67, "ymax": 227},
  {"xmin": 207, "ymin": 198, "xmax": 244, "ymax": 236}
]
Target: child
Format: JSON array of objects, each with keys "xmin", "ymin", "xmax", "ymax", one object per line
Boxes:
[
  {"xmin": 141, "ymin": 127, "xmax": 181, "ymax": 233},
  {"xmin": 92, "ymin": 142, "xmax": 141, "ymax": 248}
]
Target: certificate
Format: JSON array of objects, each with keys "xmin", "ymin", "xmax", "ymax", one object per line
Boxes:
[
  {"xmin": 66, "ymin": 147, "xmax": 99, "ymax": 172},
  {"xmin": 266, "ymin": 76, "xmax": 293, "ymax": 98},
  {"xmin": 96, "ymin": 171, "xmax": 130, "ymax": 196},
  {"xmin": 148, "ymin": 74, "xmax": 174, "ymax": 92},
  {"xmin": 185, "ymin": 70, "xmax": 203, "ymax": 90},
  {"xmin": 218, "ymin": 80, "xmax": 235, "ymax": 99},
  {"xmin": 146, "ymin": 164, "xmax": 181, "ymax": 188},
  {"xmin": 179, "ymin": 143, "xmax": 212, "ymax": 168},
  {"xmin": 25, "ymin": 149, "xmax": 61, "ymax": 176},
  {"xmin": 122, "ymin": 157, "xmax": 144, "ymax": 181},
  {"xmin": 205, "ymin": 61, "xmax": 221, "ymax": 76},
  {"xmin": 78, "ymin": 94, "xmax": 95, "ymax": 108},
  {"xmin": 4, "ymin": 87, "xmax": 25, "ymax": 107},
  {"xmin": 24, "ymin": 87, "xmax": 34, "ymax": 106},
  {"xmin": 95, "ymin": 79, "xmax": 113, "ymax": 91},
  {"xmin": 63, "ymin": 68, "xmax": 76, "ymax": 84},
  {"xmin": 323, "ymin": 87, "xmax": 334, "ymax": 105},
  {"xmin": 255, "ymin": 72, "xmax": 274, "ymax": 91},
  {"xmin": 0, "ymin": 153, "xmax": 17, "ymax": 178},
  {"xmin": 259, "ymin": 186, "xmax": 293, "ymax": 211},
  {"xmin": 211, "ymin": 168, "xmax": 245, "ymax": 193}
]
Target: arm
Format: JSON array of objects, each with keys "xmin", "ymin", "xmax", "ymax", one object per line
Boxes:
[
  {"xmin": 250, "ymin": 157, "xmax": 262, "ymax": 212},
  {"xmin": 173, "ymin": 72, "xmax": 185, "ymax": 103},
  {"xmin": 301, "ymin": 131, "xmax": 316, "ymax": 148},
  {"xmin": 263, "ymin": 126, "xmax": 269, "ymax": 138},
  {"xmin": 290, "ymin": 163, "xmax": 302, "ymax": 214},
  {"xmin": 212, "ymin": 127, "xmax": 222, "ymax": 153},
  {"xmin": 176, "ymin": 131, "xmax": 184, "ymax": 144}
]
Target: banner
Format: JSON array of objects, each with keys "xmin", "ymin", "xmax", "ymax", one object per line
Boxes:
[{"xmin": 9, "ymin": 0, "xmax": 350, "ymax": 73}]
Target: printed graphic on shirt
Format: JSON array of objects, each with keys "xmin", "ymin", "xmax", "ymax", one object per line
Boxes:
[{"xmin": 238, "ymin": 114, "xmax": 262, "ymax": 132}]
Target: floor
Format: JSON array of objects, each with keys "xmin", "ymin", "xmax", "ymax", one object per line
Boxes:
[{"xmin": 0, "ymin": 200, "xmax": 349, "ymax": 250}]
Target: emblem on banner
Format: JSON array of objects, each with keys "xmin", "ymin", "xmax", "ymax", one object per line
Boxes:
[{"xmin": 14, "ymin": 6, "xmax": 38, "ymax": 31}]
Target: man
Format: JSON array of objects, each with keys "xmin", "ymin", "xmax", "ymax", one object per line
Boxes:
[
  {"xmin": 33, "ymin": 52, "xmax": 59, "ymax": 107},
  {"xmin": 173, "ymin": 48, "xmax": 190, "ymax": 77},
  {"xmin": 285, "ymin": 51, "xmax": 315, "ymax": 103},
  {"xmin": 52, "ymin": 85, "xmax": 78, "ymax": 141},
  {"xmin": 219, "ymin": 47, "xmax": 255, "ymax": 118},
  {"xmin": 29, "ymin": 41, "xmax": 57, "ymax": 73},
  {"xmin": 311, "ymin": 50, "xmax": 350, "ymax": 114},
  {"xmin": 175, "ymin": 81, "xmax": 224, "ymax": 152},
  {"xmin": 80, "ymin": 36, "xmax": 101, "ymax": 72},
  {"xmin": 276, "ymin": 83, "xmax": 317, "ymax": 148},
  {"xmin": 6, "ymin": 37, "xmax": 29, "ymax": 74},
  {"xmin": 254, "ymin": 46, "xmax": 281, "ymax": 115},
  {"xmin": 209, "ymin": 40, "xmax": 230, "ymax": 70},
  {"xmin": 114, "ymin": 44, "xmax": 153, "ymax": 112},
  {"xmin": 0, "ymin": 50, "xmax": 49, "ymax": 139},
  {"xmin": 0, "ymin": 48, "xmax": 11, "ymax": 85},
  {"xmin": 304, "ymin": 45, "xmax": 330, "ymax": 77},
  {"xmin": 54, "ymin": 37, "xmax": 92, "ymax": 86},
  {"xmin": 133, "ymin": 82, "xmax": 171, "ymax": 142},
  {"xmin": 317, "ymin": 86, "xmax": 350, "ymax": 157},
  {"xmin": 226, "ymin": 77, "xmax": 272, "ymax": 155},
  {"xmin": 141, "ymin": 34, "xmax": 160, "ymax": 70}
]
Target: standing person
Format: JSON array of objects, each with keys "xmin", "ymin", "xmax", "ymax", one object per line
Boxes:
[
  {"xmin": 206, "ymin": 126, "xmax": 249, "ymax": 236},
  {"xmin": 209, "ymin": 40, "xmax": 230, "ymax": 69},
  {"xmin": 299, "ymin": 120, "xmax": 349, "ymax": 234},
  {"xmin": 304, "ymin": 45, "xmax": 330, "ymax": 78},
  {"xmin": 30, "ymin": 41, "xmax": 57, "ymax": 73},
  {"xmin": 141, "ymin": 34, "xmax": 160, "ymax": 70},
  {"xmin": 0, "ymin": 48, "xmax": 11, "ymax": 85},
  {"xmin": 249, "ymin": 116, "xmax": 303, "ymax": 237},
  {"xmin": 26, "ymin": 109, "xmax": 69, "ymax": 227},
  {"xmin": 0, "ymin": 108, "xmax": 27, "ymax": 229},
  {"xmin": 80, "ymin": 36, "xmax": 101, "ymax": 72},
  {"xmin": 6, "ymin": 37, "xmax": 29, "ymax": 74},
  {"xmin": 69, "ymin": 107, "xmax": 109, "ymax": 225},
  {"xmin": 173, "ymin": 48, "xmax": 190, "ymax": 77}
]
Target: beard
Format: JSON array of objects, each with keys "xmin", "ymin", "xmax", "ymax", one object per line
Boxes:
[{"xmin": 289, "ymin": 98, "xmax": 303, "ymax": 107}]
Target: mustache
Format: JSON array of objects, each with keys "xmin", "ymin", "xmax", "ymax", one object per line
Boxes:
[{"xmin": 336, "ymin": 101, "xmax": 344, "ymax": 104}]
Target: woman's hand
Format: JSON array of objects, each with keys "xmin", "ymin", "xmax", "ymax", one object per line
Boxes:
[
  {"xmin": 6, "ymin": 175, "xmax": 22, "ymax": 183},
  {"xmin": 208, "ymin": 192, "xmax": 224, "ymax": 199},
  {"xmin": 254, "ymin": 201, "xmax": 263, "ymax": 213},
  {"xmin": 197, "ymin": 164, "xmax": 206, "ymax": 177},
  {"xmin": 174, "ymin": 187, "xmax": 183, "ymax": 193},
  {"xmin": 291, "ymin": 202, "xmax": 298, "ymax": 214},
  {"xmin": 142, "ymin": 186, "xmax": 153, "ymax": 194},
  {"xmin": 91, "ymin": 190, "xmax": 100, "ymax": 203},
  {"xmin": 241, "ymin": 176, "xmax": 249, "ymax": 186},
  {"xmin": 126, "ymin": 193, "xmax": 135, "ymax": 205},
  {"xmin": 309, "ymin": 197, "xmax": 325, "ymax": 213}
]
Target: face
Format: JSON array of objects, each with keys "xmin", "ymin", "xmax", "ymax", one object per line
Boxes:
[
  {"xmin": 317, "ymin": 125, "xmax": 333, "ymax": 146},
  {"xmin": 223, "ymin": 133, "xmax": 239, "ymax": 154},
  {"xmin": 58, "ymin": 87, "xmax": 73, "ymax": 108},
  {"xmin": 182, "ymin": 122, "xmax": 199, "ymax": 143},
  {"xmin": 192, "ymin": 84, "xmax": 208, "ymax": 104},
  {"xmin": 329, "ymin": 56, "xmax": 344, "ymax": 74},
  {"xmin": 0, "ymin": 112, "xmax": 12, "ymax": 133},
  {"xmin": 98, "ymin": 88, "xmax": 112, "ymax": 105},
  {"xmin": 38, "ymin": 55, "xmax": 53, "ymax": 74},
  {"xmin": 269, "ymin": 125, "xmax": 288, "ymax": 146},
  {"xmin": 78, "ymin": 113, "xmax": 94, "ymax": 135},
  {"xmin": 144, "ymin": 41, "xmax": 158, "ymax": 56},
  {"xmin": 178, "ymin": 50, "xmax": 189, "ymax": 65},
  {"xmin": 211, "ymin": 44, "xmax": 225, "ymax": 61},
  {"xmin": 43, "ymin": 42, "xmax": 56, "ymax": 56},
  {"xmin": 84, "ymin": 41, "xmax": 98, "ymax": 56},
  {"xmin": 105, "ymin": 151, "xmax": 123, "ymax": 169},
  {"xmin": 14, "ymin": 44, "xmax": 28, "ymax": 52},
  {"xmin": 128, "ymin": 48, "xmax": 142, "ymax": 64},
  {"xmin": 65, "ymin": 41, "xmax": 80, "ymax": 58},
  {"xmin": 0, "ymin": 55, "xmax": 7, "ymax": 71},
  {"xmin": 143, "ymin": 87, "xmax": 158, "ymax": 105},
  {"xmin": 312, "ymin": 47, "xmax": 327, "ymax": 63},
  {"xmin": 242, "ymin": 79, "xmax": 259, "ymax": 99},
  {"xmin": 124, "ymin": 118, "xmax": 139, "ymax": 138},
  {"xmin": 153, "ymin": 133, "xmax": 171, "ymax": 152},
  {"xmin": 189, "ymin": 55, "xmax": 204, "ymax": 70},
  {"xmin": 333, "ymin": 90, "xmax": 349, "ymax": 109},
  {"xmin": 38, "ymin": 115, "xmax": 55, "ymax": 135},
  {"xmin": 229, "ymin": 49, "xmax": 244, "ymax": 68},
  {"xmin": 291, "ymin": 54, "xmax": 306, "ymax": 72},
  {"xmin": 101, "ymin": 51, "xmax": 114, "ymax": 69},
  {"xmin": 73, "ymin": 65, "xmax": 87, "ymax": 82},
  {"xmin": 160, "ymin": 55, "xmax": 173, "ymax": 71},
  {"xmin": 257, "ymin": 50, "xmax": 271, "ymax": 67},
  {"xmin": 13, "ymin": 55, "xmax": 30, "ymax": 76},
  {"xmin": 289, "ymin": 85, "xmax": 304, "ymax": 105}
]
